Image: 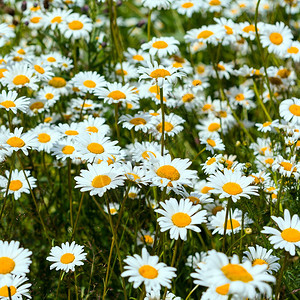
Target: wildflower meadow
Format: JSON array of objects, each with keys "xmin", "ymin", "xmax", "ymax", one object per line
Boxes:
[{"xmin": 1, "ymin": 0, "xmax": 300, "ymax": 299}]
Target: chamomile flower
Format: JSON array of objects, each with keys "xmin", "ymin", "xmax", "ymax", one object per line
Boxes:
[
  {"xmin": 141, "ymin": 37, "xmax": 179, "ymax": 58},
  {"xmin": 0, "ymin": 275, "xmax": 31, "ymax": 300},
  {"xmin": 196, "ymin": 118, "xmax": 222, "ymax": 138},
  {"xmin": 61, "ymin": 13, "xmax": 93, "ymax": 40},
  {"xmin": 121, "ymin": 247, "xmax": 176, "ymax": 293},
  {"xmin": 79, "ymin": 116, "xmax": 110, "ymax": 135},
  {"xmin": 0, "ymin": 90, "xmax": 29, "ymax": 113},
  {"xmin": 71, "ymin": 71, "xmax": 106, "ymax": 93},
  {"xmin": 119, "ymin": 113, "xmax": 153, "ymax": 133},
  {"xmin": 103, "ymin": 202, "xmax": 120, "ymax": 215},
  {"xmin": 242, "ymin": 245, "xmax": 280, "ymax": 274},
  {"xmin": 48, "ymin": 76, "xmax": 70, "ymax": 95},
  {"xmin": 272, "ymin": 155, "xmax": 300, "ymax": 179},
  {"xmin": 285, "ymin": 41, "xmax": 300, "ymax": 62},
  {"xmin": 37, "ymin": 86, "xmax": 60, "ymax": 107},
  {"xmin": 255, "ymin": 120, "xmax": 279, "ymax": 132},
  {"xmin": 262, "ymin": 209, "xmax": 300, "ymax": 256},
  {"xmin": 279, "ymin": 97, "xmax": 300, "ymax": 125},
  {"xmin": 31, "ymin": 59, "xmax": 54, "ymax": 81},
  {"xmin": 0, "ymin": 240, "xmax": 32, "ymax": 276},
  {"xmin": 141, "ymin": 0, "xmax": 172, "ymax": 10},
  {"xmin": 172, "ymin": 0, "xmax": 201, "ymax": 17},
  {"xmin": 75, "ymin": 162, "xmax": 124, "ymax": 197},
  {"xmin": 203, "ymin": 0, "xmax": 230, "ymax": 12},
  {"xmin": 260, "ymin": 22, "xmax": 293, "ymax": 56},
  {"xmin": 155, "ymin": 198, "xmax": 207, "ymax": 240},
  {"xmin": 207, "ymin": 169, "xmax": 259, "ymax": 202},
  {"xmin": 76, "ymin": 133, "xmax": 120, "ymax": 163},
  {"xmin": 0, "ymin": 169, "xmax": 37, "ymax": 200},
  {"xmin": 27, "ymin": 99, "xmax": 48, "ymax": 116},
  {"xmin": 137, "ymin": 230, "xmax": 155, "ymax": 247},
  {"xmin": 146, "ymin": 154, "xmax": 198, "ymax": 190},
  {"xmin": 44, "ymin": 8, "xmax": 72, "ymax": 30},
  {"xmin": 186, "ymin": 251, "xmax": 208, "ymax": 269},
  {"xmin": 200, "ymin": 136, "xmax": 225, "ymax": 154},
  {"xmin": 95, "ymin": 82, "xmax": 139, "ymax": 105},
  {"xmin": 1, "ymin": 64, "xmax": 38, "ymax": 90},
  {"xmin": 201, "ymin": 154, "xmax": 223, "ymax": 175},
  {"xmin": 46, "ymin": 241, "xmax": 86, "ymax": 272},
  {"xmin": 123, "ymin": 162, "xmax": 148, "ymax": 186},
  {"xmin": 51, "ymin": 139, "xmax": 78, "ymax": 161},
  {"xmin": 41, "ymin": 52, "xmax": 62, "ymax": 67},
  {"xmin": 138, "ymin": 61, "xmax": 185, "ymax": 87},
  {"xmin": 185, "ymin": 25, "xmax": 225, "ymax": 45},
  {"xmin": 124, "ymin": 48, "xmax": 150, "ymax": 65},
  {"xmin": 129, "ymin": 141, "xmax": 162, "ymax": 162}
]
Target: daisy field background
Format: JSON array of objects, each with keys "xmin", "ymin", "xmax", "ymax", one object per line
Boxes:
[{"xmin": 0, "ymin": 0, "xmax": 300, "ymax": 299}]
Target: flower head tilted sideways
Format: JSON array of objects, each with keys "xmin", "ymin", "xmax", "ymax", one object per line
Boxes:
[
  {"xmin": 121, "ymin": 248, "xmax": 176, "ymax": 293},
  {"xmin": 0, "ymin": 275, "xmax": 31, "ymax": 299},
  {"xmin": 262, "ymin": 209, "xmax": 300, "ymax": 256},
  {"xmin": 155, "ymin": 198, "xmax": 207, "ymax": 240},
  {"xmin": 46, "ymin": 241, "xmax": 87, "ymax": 272},
  {"xmin": 207, "ymin": 168, "xmax": 259, "ymax": 202}
]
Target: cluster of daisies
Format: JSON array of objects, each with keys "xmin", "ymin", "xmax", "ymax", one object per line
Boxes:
[{"xmin": 1, "ymin": 0, "xmax": 300, "ymax": 298}]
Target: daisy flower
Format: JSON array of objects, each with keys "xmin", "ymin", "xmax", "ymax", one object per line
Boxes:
[
  {"xmin": 239, "ymin": 22, "xmax": 263, "ymax": 40},
  {"xmin": 41, "ymin": 52, "xmax": 62, "ymax": 68},
  {"xmin": 44, "ymin": 8, "xmax": 73, "ymax": 30},
  {"xmin": 272, "ymin": 155, "xmax": 300, "ymax": 179},
  {"xmin": 27, "ymin": 99, "xmax": 48, "ymax": 116},
  {"xmin": 129, "ymin": 141, "xmax": 162, "ymax": 162},
  {"xmin": 46, "ymin": 241, "xmax": 87, "ymax": 272},
  {"xmin": 155, "ymin": 198, "xmax": 207, "ymax": 240},
  {"xmin": 172, "ymin": 0, "xmax": 201, "ymax": 17},
  {"xmin": 0, "ymin": 169, "xmax": 37, "ymax": 200},
  {"xmin": 0, "ymin": 240, "xmax": 32, "ymax": 276},
  {"xmin": 200, "ymin": 136, "xmax": 225, "ymax": 154},
  {"xmin": 60, "ymin": 13, "xmax": 93, "ymax": 40},
  {"xmin": 1, "ymin": 64, "xmax": 38, "ymax": 90},
  {"xmin": 203, "ymin": 0, "xmax": 230, "ymax": 12},
  {"xmin": 208, "ymin": 208, "xmax": 253, "ymax": 235},
  {"xmin": 51, "ymin": 139, "xmax": 78, "ymax": 161},
  {"xmin": 0, "ymin": 275, "xmax": 31, "ymax": 299},
  {"xmin": 37, "ymin": 86, "xmax": 60, "ymax": 107},
  {"xmin": 201, "ymin": 154, "xmax": 223, "ymax": 175},
  {"xmin": 95, "ymin": 82, "xmax": 139, "ymax": 105},
  {"xmin": 141, "ymin": 37, "xmax": 179, "ymax": 58},
  {"xmin": 212, "ymin": 61, "xmax": 234, "ymax": 80},
  {"xmin": 71, "ymin": 71, "xmax": 106, "ymax": 93},
  {"xmin": 48, "ymin": 76, "xmax": 70, "ymax": 95},
  {"xmin": 137, "ymin": 230, "xmax": 155, "ymax": 247},
  {"xmin": 119, "ymin": 113, "xmax": 153, "ymax": 133},
  {"xmin": 138, "ymin": 61, "xmax": 185, "ymax": 87},
  {"xmin": 255, "ymin": 120, "xmax": 279, "ymax": 133},
  {"xmin": 31, "ymin": 59, "xmax": 54, "ymax": 81},
  {"xmin": 196, "ymin": 118, "xmax": 222, "ymax": 138},
  {"xmin": 79, "ymin": 115, "xmax": 110, "ymax": 135},
  {"xmin": 124, "ymin": 48, "xmax": 150, "ymax": 65},
  {"xmin": 285, "ymin": 41, "xmax": 300, "ymax": 62},
  {"xmin": 0, "ymin": 90, "xmax": 29, "ymax": 114},
  {"xmin": 114, "ymin": 62, "xmax": 138, "ymax": 81},
  {"xmin": 123, "ymin": 162, "xmax": 148, "ymax": 186},
  {"xmin": 207, "ymin": 169, "xmax": 259, "ymax": 202},
  {"xmin": 262, "ymin": 209, "xmax": 300, "ymax": 256},
  {"xmin": 75, "ymin": 162, "xmax": 124, "ymax": 197},
  {"xmin": 186, "ymin": 251, "xmax": 208, "ymax": 269},
  {"xmin": 260, "ymin": 22, "xmax": 293, "ymax": 56},
  {"xmin": 279, "ymin": 97, "xmax": 300, "ymax": 125},
  {"xmin": 103, "ymin": 202, "xmax": 120, "ymax": 215},
  {"xmin": 141, "ymin": 0, "xmax": 172, "ymax": 10},
  {"xmin": 214, "ymin": 17, "xmax": 238, "ymax": 46},
  {"xmin": 146, "ymin": 154, "xmax": 198, "ymax": 191},
  {"xmin": 76, "ymin": 133, "xmax": 120, "ymax": 163},
  {"xmin": 242, "ymin": 245, "xmax": 280, "ymax": 274},
  {"xmin": 121, "ymin": 247, "xmax": 176, "ymax": 293},
  {"xmin": 185, "ymin": 25, "xmax": 225, "ymax": 45}
]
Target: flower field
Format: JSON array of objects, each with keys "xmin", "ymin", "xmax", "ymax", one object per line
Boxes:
[{"xmin": 0, "ymin": 0, "xmax": 300, "ymax": 299}]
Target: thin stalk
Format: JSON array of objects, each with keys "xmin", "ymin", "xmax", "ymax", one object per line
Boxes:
[
  {"xmin": 71, "ymin": 193, "xmax": 85, "ymax": 241},
  {"xmin": 147, "ymin": 10, "xmax": 152, "ymax": 41},
  {"xmin": 0, "ymin": 163, "xmax": 13, "ymax": 220},
  {"xmin": 185, "ymin": 285, "xmax": 199, "ymax": 300},
  {"xmin": 74, "ymin": 271, "xmax": 78, "ymax": 300},
  {"xmin": 275, "ymin": 252, "xmax": 289, "ymax": 300},
  {"xmin": 160, "ymin": 87, "xmax": 165, "ymax": 156},
  {"xmin": 102, "ymin": 237, "xmax": 115, "ymax": 299},
  {"xmin": 114, "ymin": 103, "xmax": 121, "ymax": 142},
  {"xmin": 222, "ymin": 198, "xmax": 232, "ymax": 252},
  {"xmin": 68, "ymin": 158, "xmax": 73, "ymax": 229},
  {"xmin": 55, "ymin": 271, "xmax": 64, "ymax": 300}
]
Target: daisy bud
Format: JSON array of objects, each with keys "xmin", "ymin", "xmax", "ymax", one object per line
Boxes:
[
  {"xmin": 235, "ymin": 141, "xmax": 241, "ymax": 146},
  {"xmin": 245, "ymin": 162, "xmax": 252, "ymax": 168},
  {"xmin": 137, "ymin": 19, "xmax": 146, "ymax": 28},
  {"xmin": 81, "ymin": 5, "xmax": 89, "ymax": 12},
  {"xmin": 245, "ymin": 228, "xmax": 252, "ymax": 234},
  {"xmin": 43, "ymin": 0, "xmax": 50, "ymax": 9},
  {"xmin": 101, "ymin": 42, "xmax": 107, "ymax": 48},
  {"xmin": 21, "ymin": 1, "xmax": 27, "ymax": 11},
  {"xmin": 117, "ymin": 0, "xmax": 122, "ymax": 7},
  {"xmin": 33, "ymin": 2, "xmax": 38, "ymax": 7}
]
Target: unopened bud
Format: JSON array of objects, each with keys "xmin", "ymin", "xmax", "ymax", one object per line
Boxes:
[
  {"xmin": 245, "ymin": 228, "xmax": 252, "ymax": 234},
  {"xmin": 235, "ymin": 141, "xmax": 241, "ymax": 147},
  {"xmin": 21, "ymin": 1, "xmax": 27, "ymax": 11}
]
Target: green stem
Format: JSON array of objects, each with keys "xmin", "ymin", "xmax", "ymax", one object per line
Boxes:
[
  {"xmin": 185, "ymin": 285, "xmax": 199, "ymax": 300},
  {"xmin": 147, "ymin": 9, "xmax": 152, "ymax": 41},
  {"xmin": 275, "ymin": 252, "xmax": 289, "ymax": 299},
  {"xmin": 68, "ymin": 158, "xmax": 73, "ymax": 229},
  {"xmin": 222, "ymin": 198, "xmax": 232, "ymax": 252},
  {"xmin": 160, "ymin": 87, "xmax": 165, "ymax": 156},
  {"xmin": 103, "ymin": 237, "xmax": 115, "ymax": 299},
  {"xmin": 71, "ymin": 193, "xmax": 84, "ymax": 241}
]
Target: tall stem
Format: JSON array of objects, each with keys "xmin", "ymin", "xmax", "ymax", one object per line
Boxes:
[
  {"xmin": 68, "ymin": 158, "xmax": 73, "ymax": 229},
  {"xmin": 160, "ymin": 87, "xmax": 165, "ymax": 156},
  {"xmin": 222, "ymin": 198, "xmax": 232, "ymax": 252}
]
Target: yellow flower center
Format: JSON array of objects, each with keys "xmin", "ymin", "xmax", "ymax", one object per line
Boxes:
[
  {"xmin": 45, "ymin": 93, "xmax": 54, "ymax": 100},
  {"xmin": 132, "ymin": 54, "xmax": 144, "ymax": 61},
  {"xmin": 7, "ymin": 137, "xmax": 25, "ymax": 148},
  {"xmin": 224, "ymin": 219, "xmax": 240, "ymax": 229},
  {"xmin": 201, "ymin": 186, "xmax": 213, "ymax": 194},
  {"xmin": 139, "ymin": 265, "xmax": 158, "ymax": 279},
  {"xmin": 68, "ymin": 20, "xmax": 83, "ymax": 30},
  {"xmin": 289, "ymin": 104, "xmax": 300, "ymax": 116},
  {"xmin": 116, "ymin": 69, "xmax": 128, "ymax": 76},
  {"xmin": 86, "ymin": 126, "xmax": 98, "ymax": 133},
  {"xmin": 208, "ymin": 122, "xmax": 220, "ymax": 132},
  {"xmin": 30, "ymin": 102, "xmax": 44, "ymax": 111},
  {"xmin": 188, "ymin": 196, "xmax": 201, "ymax": 204},
  {"xmin": 0, "ymin": 286, "xmax": 17, "ymax": 297},
  {"xmin": 156, "ymin": 165, "xmax": 180, "ymax": 181},
  {"xmin": 287, "ymin": 46, "xmax": 299, "ymax": 54},
  {"xmin": 182, "ymin": 2, "xmax": 194, "ymax": 8},
  {"xmin": 87, "ymin": 143, "xmax": 104, "ymax": 154},
  {"xmin": 107, "ymin": 90, "xmax": 126, "ymax": 100},
  {"xmin": 130, "ymin": 118, "xmax": 146, "ymax": 125},
  {"xmin": 51, "ymin": 16, "xmax": 62, "ymax": 23},
  {"xmin": 91, "ymin": 175, "xmax": 111, "ymax": 188},
  {"xmin": 9, "ymin": 180, "xmax": 23, "ymax": 191},
  {"xmin": 0, "ymin": 100, "xmax": 16, "ymax": 108},
  {"xmin": 38, "ymin": 133, "xmax": 51, "ymax": 143},
  {"xmin": 206, "ymin": 157, "xmax": 216, "ymax": 165},
  {"xmin": 192, "ymin": 79, "xmax": 202, "ymax": 86},
  {"xmin": 235, "ymin": 93, "xmax": 245, "ymax": 101},
  {"xmin": 62, "ymin": 145, "xmax": 75, "ymax": 154},
  {"xmin": 49, "ymin": 77, "xmax": 66, "ymax": 88},
  {"xmin": 156, "ymin": 122, "xmax": 174, "ymax": 133},
  {"xmin": 0, "ymin": 257, "xmax": 15, "ymax": 274},
  {"xmin": 209, "ymin": 0, "xmax": 221, "ymax": 5},
  {"xmin": 83, "ymin": 80, "xmax": 96, "ymax": 88},
  {"xmin": 30, "ymin": 17, "xmax": 41, "ymax": 23},
  {"xmin": 197, "ymin": 30, "xmax": 214, "ymax": 39},
  {"xmin": 141, "ymin": 235, "xmax": 154, "ymax": 244},
  {"xmin": 44, "ymin": 117, "xmax": 52, "ymax": 123},
  {"xmin": 142, "ymin": 151, "xmax": 156, "ymax": 160},
  {"xmin": 13, "ymin": 75, "xmax": 30, "ymax": 86},
  {"xmin": 182, "ymin": 93, "xmax": 195, "ymax": 103},
  {"xmin": 225, "ymin": 25, "xmax": 233, "ymax": 34},
  {"xmin": 252, "ymin": 259, "xmax": 268, "ymax": 267},
  {"xmin": 269, "ymin": 32, "xmax": 283, "ymax": 45},
  {"xmin": 263, "ymin": 121, "xmax": 272, "ymax": 127},
  {"xmin": 222, "ymin": 182, "xmax": 243, "ymax": 195},
  {"xmin": 217, "ymin": 64, "xmax": 226, "ymax": 71},
  {"xmin": 243, "ymin": 25, "xmax": 256, "ymax": 33},
  {"xmin": 202, "ymin": 104, "xmax": 212, "ymax": 111},
  {"xmin": 206, "ymin": 139, "xmax": 216, "ymax": 147},
  {"xmin": 34, "ymin": 65, "xmax": 45, "ymax": 74},
  {"xmin": 60, "ymin": 253, "xmax": 75, "ymax": 264},
  {"xmin": 281, "ymin": 228, "xmax": 300, "ymax": 242},
  {"xmin": 172, "ymin": 212, "xmax": 192, "ymax": 227},
  {"xmin": 221, "ymin": 264, "xmax": 253, "ymax": 282},
  {"xmin": 173, "ymin": 62, "xmax": 183, "ymax": 68},
  {"xmin": 152, "ymin": 41, "xmax": 168, "ymax": 49},
  {"xmin": 17, "ymin": 49, "xmax": 25, "ymax": 55},
  {"xmin": 0, "ymin": 68, "xmax": 8, "ymax": 78},
  {"xmin": 47, "ymin": 57, "xmax": 56, "ymax": 62},
  {"xmin": 150, "ymin": 69, "xmax": 171, "ymax": 79},
  {"xmin": 125, "ymin": 172, "xmax": 140, "ymax": 181},
  {"xmin": 215, "ymin": 284, "xmax": 230, "ymax": 295},
  {"xmin": 277, "ymin": 69, "xmax": 291, "ymax": 78},
  {"xmin": 219, "ymin": 110, "xmax": 227, "ymax": 118},
  {"xmin": 212, "ymin": 205, "xmax": 223, "ymax": 215},
  {"xmin": 65, "ymin": 130, "xmax": 78, "ymax": 136},
  {"xmin": 280, "ymin": 161, "xmax": 293, "ymax": 171}
]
